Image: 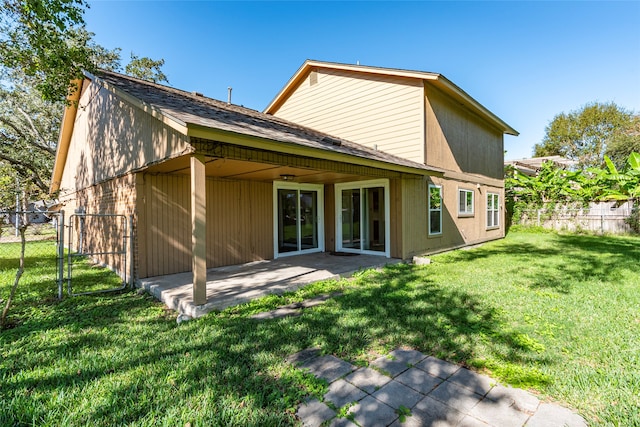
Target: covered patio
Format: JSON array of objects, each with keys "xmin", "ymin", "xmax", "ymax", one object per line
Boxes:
[{"xmin": 139, "ymin": 252, "xmax": 401, "ymax": 318}]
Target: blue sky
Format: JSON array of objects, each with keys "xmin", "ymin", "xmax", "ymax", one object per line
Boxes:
[{"xmin": 85, "ymin": 1, "xmax": 640, "ymax": 160}]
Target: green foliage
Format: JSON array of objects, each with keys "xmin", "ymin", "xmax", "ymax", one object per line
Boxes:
[
  {"xmin": 605, "ymin": 116, "xmax": 640, "ymax": 170},
  {"xmin": 0, "ymin": 71, "xmax": 62, "ymax": 196},
  {"xmin": 533, "ymin": 102, "xmax": 635, "ymax": 169},
  {"xmin": 0, "ymin": 0, "xmax": 92, "ymax": 101},
  {"xmin": 125, "ymin": 53, "xmax": 168, "ymax": 84},
  {"xmin": 506, "ymin": 152, "xmax": 640, "ymax": 230}
]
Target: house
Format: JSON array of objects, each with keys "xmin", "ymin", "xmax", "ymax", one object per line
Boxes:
[
  {"xmin": 51, "ymin": 61, "xmax": 516, "ymax": 305},
  {"xmin": 504, "ymin": 156, "xmax": 577, "ymax": 176}
]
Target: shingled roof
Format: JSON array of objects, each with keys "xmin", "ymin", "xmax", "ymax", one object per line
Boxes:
[{"xmin": 91, "ymin": 70, "xmax": 441, "ymax": 174}]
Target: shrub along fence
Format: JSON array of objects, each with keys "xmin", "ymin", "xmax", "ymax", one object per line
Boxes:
[{"xmin": 513, "ymin": 201, "xmax": 636, "ymax": 234}]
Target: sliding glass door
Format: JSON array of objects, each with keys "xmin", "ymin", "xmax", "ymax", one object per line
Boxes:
[
  {"xmin": 274, "ymin": 183, "xmax": 324, "ymax": 257},
  {"xmin": 336, "ymin": 180, "xmax": 390, "ymax": 256}
]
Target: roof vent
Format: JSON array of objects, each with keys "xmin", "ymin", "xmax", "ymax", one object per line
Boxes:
[
  {"xmin": 192, "ymin": 91, "xmax": 203, "ymax": 97},
  {"xmin": 321, "ymin": 136, "xmax": 342, "ymax": 147}
]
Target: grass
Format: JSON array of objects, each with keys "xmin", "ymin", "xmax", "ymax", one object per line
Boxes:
[{"xmin": 1, "ymin": 230, "xmax": 639, "ymax": 426}]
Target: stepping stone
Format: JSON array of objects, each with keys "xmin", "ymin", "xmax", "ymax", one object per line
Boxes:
[
  {"xmin": 429, "ymin": 381, "xmax": 484, "ymax": 413},
  {"xmin": 468, "ymin": 396, "xmax": 530, "ymax": 426},
  {"xmin": 372, "ymin": 380, "xmax": 423, "ymax": 409},
  {"xmin": 297, "ymin": 398, "xmax": 335, "ymax": 427},
  {"xmin": 324, "ymin": 379, "xmax": 367, "ymax": 409},
  {"xmin": 406, "ymin": 395, "xmax": 465, "ymax": 426},
  {"xmin": 447, "ymin": 367, "xmax": 495, "ymax": 396},
  {"xmin": 345, "ymin": 367, "xmax": 391, "ymax": 394},
  {"xmin": 415, "ymin": 356, "xmax": 461, "ymax": 379},
  {"xmin": 370, "ymin": 349, "xmax": 426, "ymax": 377},
  {"xmin": 328, "ymin": 418, "xmax": 358, "ymax": 427},
  {"xmin": 348, "ymin": 395, "xmax": 398, "ymax": 427},
  {"xmin": 300, "ymin": 355, "xmax": 357, "ymax": 383},
  {"xmin": 526, "ymin": 402, "xmax": 587, "ymax": 427},
  {"xmin": 286, "ymin": 348, "xmax": 321, "ymax": 365},
  {"xmin": 395, "ymin": 367, "xmax": 444, "ymax": 394},
  {"xmin": 458, "ymin": 415, "xmax": 494, "ymax": 427},
  {"xmin": 486, "ymin": 384, "xmax": 540, "ymax": 414}
]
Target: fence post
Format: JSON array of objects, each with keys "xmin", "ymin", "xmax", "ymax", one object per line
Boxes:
[
  {"xmin": 58, "ymin": 210, "xmax": 65, "ymax": 299},
  {"xmin": 129, "ymin": 215, "xmax": 134, "ymax": 288},
  {"xmin": 601, "ymin": 213, "xmax": 604, "ymax": 234},
  {"xmin": 537, "ymin": 209, "xmax": 541, "ymax": 227}
]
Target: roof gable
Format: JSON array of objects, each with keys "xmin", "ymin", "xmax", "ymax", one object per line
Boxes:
[{"xmin": 265, "ymin": 60, "xmax": 518, "ymax": 136}]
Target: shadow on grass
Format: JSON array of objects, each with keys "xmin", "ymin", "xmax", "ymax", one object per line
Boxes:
[{"xmin": 2, "ymin": 260, "xmax": 555, "ymax": 426}]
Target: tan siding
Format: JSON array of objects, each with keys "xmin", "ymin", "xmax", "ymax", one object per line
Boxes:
[
  {"xmin": 59, "ymin": 79, "xmax": 190, "ymax": 193},
  {"xmin": 273, "ymin": 69, "xmax": 425, "ymax": 163},
  {"xmin": 389, "ymin": 178, "xmax": 403, "ymax": 258},
  {"xmin": 58, "ymin": 174, "xmax": 137, "ymax": 281},
  {"xmin": 138, "ymin": 174, "xmax": 273, "ymax": 277},
  {"xmin": 400, "ymin": 177, "xmax": 427, "ymax": 259},
  {"xmin": 425, "ymin": 84, "xmax": 504, "ymax": 179},
  {"xmin": 324, "ymin": 185, "xmax": 336, "ymax": 252}
]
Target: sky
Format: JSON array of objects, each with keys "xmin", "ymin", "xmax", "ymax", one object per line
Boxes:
[{"xmin": 84, "ymin": 1, "xmax": 640, "ymax": 161}]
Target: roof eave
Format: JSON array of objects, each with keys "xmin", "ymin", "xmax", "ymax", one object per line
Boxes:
[
  {"xmin": 186, "ymin": 123, "xmax": 444, "ymax": 177},
  {"xmin": 49, "ymin": 79, "xmax": 83, "ymax": 195}
]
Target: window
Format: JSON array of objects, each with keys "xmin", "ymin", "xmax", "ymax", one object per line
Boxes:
[
  {"xmin": 487, "ymin": 193, "xmax": 500, "ymax": 228},
  {"xmin": 428, "ymin": 185, "xmax": 442, "ymax": 235},
  {"xmin": 458, "ymin": 189, "xmax": 474, "ymax": 216}
]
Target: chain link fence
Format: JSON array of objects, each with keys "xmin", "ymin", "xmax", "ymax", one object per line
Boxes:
[{"xmin": 0, "ymin": 210, "xmax": 64, "ymax": 300}]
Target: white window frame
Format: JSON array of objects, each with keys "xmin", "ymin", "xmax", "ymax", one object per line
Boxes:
[
  {"xmin": 335, "ymin": 179, "xmax": 390, "ymax": 257},
  {"xmin": 487, "ymin": 192, "xmax": 500, "ymax": 229},
  {"xmin": 428, "ymin": 184, "xmax": 443, "ymax": 236},
  {"xmin": 273, "ymin": 181, "xmax": 324, "ymax": 258},
  {"xmin": 458, "ymin": 188, "xmax": 475, "ymax": 216}
]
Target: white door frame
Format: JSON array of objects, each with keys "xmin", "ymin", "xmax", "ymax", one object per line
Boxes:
[
  {"xmin": 273, "ymin": 181, "xmax": 324, "ymax": 258},
  {"xmin": 335, "ymin": 179, "xmax": 390, "ymax": 257}
]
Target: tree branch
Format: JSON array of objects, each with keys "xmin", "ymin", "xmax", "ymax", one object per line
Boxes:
[
  {"xmin": 16, "ymin": 106, "xmax": 56, "ymax": 155},
  {"xmin": 0, "ymin": 152, "xmax": 49, "ymax": 192}
]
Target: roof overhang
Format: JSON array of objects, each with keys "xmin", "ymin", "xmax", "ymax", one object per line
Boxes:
[
  {"xmin": 264, "ymin": 60, "xmax": 519, "ymax": 137},
  {"xmin": 187, "ymin": 124, "xmax": 444, "ymax": 177},
  {"xmin": 50, "ymin": 79, "xmax": 83, "ymax": 194}
]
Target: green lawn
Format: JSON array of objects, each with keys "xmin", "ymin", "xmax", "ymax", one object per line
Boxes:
[{"xmin": 1, "ymin": 230, "xmax": 639, "ymax": 426}]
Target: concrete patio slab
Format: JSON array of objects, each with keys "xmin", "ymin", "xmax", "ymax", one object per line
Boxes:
[
  {"xmin": 299, "ymin": 355, "xmax": 357, "ymax": 383},
  {"xmin": 372, "ymin": 380, "xmax": 423, "ymax": 409},
  {"xmin": 139, "ymin": 252, "xmax": 399, "ymax": 318},
  {"xmin": 348, "ymin": 395, "xmax": 398, "ymax": 426},
  {"xmin": 297, "ymin": 398, "xmax": 335, "ymax": 427},
  {"xmin": 395, "ymin": 367, "xmax": 444, "ymax": 394}
]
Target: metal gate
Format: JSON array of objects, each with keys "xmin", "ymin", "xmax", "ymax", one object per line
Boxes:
[{"xmin": 67, "ymin": 213, "xmax": 133, "ymax": 296}]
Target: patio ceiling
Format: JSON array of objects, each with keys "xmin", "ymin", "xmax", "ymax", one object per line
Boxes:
[{"xmin": 144, "ymin": 155, "xmax": 372, "ymax": 184}]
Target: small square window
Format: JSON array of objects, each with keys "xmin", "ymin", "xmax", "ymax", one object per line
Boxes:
[{"xmin": 458, "ymin": 189, "xmax": 474, "ymax": 216}]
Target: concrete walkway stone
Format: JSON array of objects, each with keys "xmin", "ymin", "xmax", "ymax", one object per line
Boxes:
[{"xmin": 289, "ymin": 348, "xmax": 588, "ymax": 427}]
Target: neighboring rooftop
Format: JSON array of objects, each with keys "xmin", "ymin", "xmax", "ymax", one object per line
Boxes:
[
  {"xmin": 91, "ymin": 70, "xmax": 442, "ymax": 174},
  {"xmin": 505, "ymin": 156, "xmax": 578, "ymax": 175}
]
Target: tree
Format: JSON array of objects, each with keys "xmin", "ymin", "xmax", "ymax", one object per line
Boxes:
[
  {"xmin": 533, "ymin": 102, "xmax": 634, "ymax": 169},
  {"xmin": 604, "ymin": 115, "xmax": 640, "ymax": 170},
  {"xmin": 125, "ymin": 53, "xmax": 168, "ymax": 84},
  {"xmin": 0, "ymin": 71, "xmax": 62, "ymax": 196},
  {"xmin": 0, "ymin": 0, "xmax": 93, "ymax": 101}
]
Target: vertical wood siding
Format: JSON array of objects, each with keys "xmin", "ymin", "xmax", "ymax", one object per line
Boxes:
[
  {"xmin": 424, "ymin": 84, "xmax": 504, "ymax": 179},
  {"xmin": 324, "ymin": 184, "xmax": 336, "ymax": 252},
  {"xmin": 138, "ymin": 174, "xmax": 273, "ymax": 278},
  {"xmin": 59, "ymin": 79, "xmax": 190, "ymax": 193},
  {"xmin": 58, "ymin": 174, "xmax": 137, "ymax": 281},
  {"xmin": 273, "ymin": 69, "xmax": 425, "ymax": 163}
]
